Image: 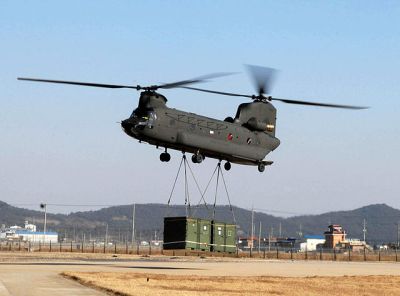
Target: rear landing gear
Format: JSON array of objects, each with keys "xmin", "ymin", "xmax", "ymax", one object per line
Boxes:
[
  {"xmin": 224, "ymin": 161, "xmax": 231, "ymax": 171},
  {"xmin": 160, "ymin": 151, "xmax": 171, "ymax": 162},
  {"xmin": 191, "ymin": 153, "xmax": 204, "ymax": 164},
  {"xmin": 258, "ymin": 162, "xmax": 265, "ymax": 173}
]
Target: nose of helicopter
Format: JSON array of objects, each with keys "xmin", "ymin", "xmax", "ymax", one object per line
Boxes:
[
  {"xmin": 121, "ymin": 119, "xmax": 135, "ymax": 136},
  {"xmin": 121, "ymin": 119, "xmax": 131, "ymax": 130}
]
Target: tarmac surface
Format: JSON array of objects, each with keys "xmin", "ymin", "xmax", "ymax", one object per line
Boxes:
[{"xmin": 1, "ymin": 254, "xmax": 400, "ymax": 295}]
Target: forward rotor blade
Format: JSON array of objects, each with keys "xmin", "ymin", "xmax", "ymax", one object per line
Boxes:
[
  {"xmin": 245, "ymin": 64, "xmax": 277, "ymax": 95},
  {"xmin": 159, "ymin": 72, "xmax": 236, "ymax": 89},
  {"xmin": 271, "ymin": 97, "xmax": 369, "ymax": 109},
  {"xmin": 17, "ymin": 77, "xmax": 139, "ymax": 89},
  {"xmin": 180, "ymin": 86, "xmax": 253, "ymax": 98}
]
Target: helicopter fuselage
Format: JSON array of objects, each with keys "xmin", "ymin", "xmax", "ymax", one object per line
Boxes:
[{"xmin": 121, "ymin": 91, "xmax": 280, "ymax": 167}]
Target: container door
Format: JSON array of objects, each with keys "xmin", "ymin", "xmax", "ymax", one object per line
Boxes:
[{"xmin": 186, "ymin": 219, "xmax": 198, "ymax": 250}]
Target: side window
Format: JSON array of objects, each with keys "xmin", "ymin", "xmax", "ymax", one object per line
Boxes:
[
  {"xmin": 147, "ymin": 111, "xmax": 157, "ymax": 128},
  {"xmin": 227, "ymin": 230, "xmax": 232, "ymax": 237}
]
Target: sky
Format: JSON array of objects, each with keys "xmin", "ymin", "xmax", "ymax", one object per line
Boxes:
[{"xmin": 1, "ymin": 1, "xmax": 399, "ymax": 216}]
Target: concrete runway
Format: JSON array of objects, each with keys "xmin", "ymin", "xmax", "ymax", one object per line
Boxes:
[{"xmin": 1, "ymin": 255, "xmax": 400, "ymax": 295}]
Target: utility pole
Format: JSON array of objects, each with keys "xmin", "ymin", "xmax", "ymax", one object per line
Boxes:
[
  {"xmin": 279, "ymin": 222, "xmax": 282, "ymax": 237},
  {"xmin": 268, "ymin": 231, "xmax": 271, "ymax": 252},
  {"xmin": 397, "ymin": 222, "xmax": 399, "ymax": 249},
  {"xmin": 299, "ymin": 224, "xmax": 303, "ymax": 238},
  {"xmin": 258, "ymin": 221, "xmax": 262, "ymax": 253},
  {"xmin": 40, "ymin": 203, "xmax": 47, "ymax": 243},
  {"xmin": 363, "ymin": 219, "xmax": 367, "ymax": 243},
  {"xmin": 105, "ymin": 223, "xmax": 108, "ymax": 245},
  {"xmin": 250, "ymin": 207, "xmax": 254, "ymax": 252},
  {"xmin": 269, "ymin": 226, "xmax": 273, "ymax": 252},
  {"xmin": 132, "ymin": 203, "xmax": 136, "ymax": 245}
]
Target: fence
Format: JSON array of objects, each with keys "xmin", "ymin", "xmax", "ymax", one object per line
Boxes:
[
  {"xmin": 0, "ymin": 241, "xmax": 162, "ymax": 255},
  {"xmin": 237, "ymin": 246, "xmax": 400, "ymax": 262},
  {"xmin": 0, "ymin": 241, "xmax": 399, "ymax": 262}
]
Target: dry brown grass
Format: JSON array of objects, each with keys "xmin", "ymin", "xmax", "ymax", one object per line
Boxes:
[{"xmin": 62, "ymin": 271, "xmax": 400, "ymax": 296}]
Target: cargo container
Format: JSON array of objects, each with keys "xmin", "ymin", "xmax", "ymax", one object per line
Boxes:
[
  {"xmin": 163, "ymin": 217, "xmax": 211, "ymax": 251},
  {"xmin": 211, "ymin": 221, "xmax": 236, "ymax": 253}
]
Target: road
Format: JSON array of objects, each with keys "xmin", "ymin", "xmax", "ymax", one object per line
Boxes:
[{"xmin": 1, "ymin": 254, "xmax": 400, "ymax": 295}]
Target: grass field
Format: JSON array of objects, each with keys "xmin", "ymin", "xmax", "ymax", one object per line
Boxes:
[{"xmin": 62, "ymin": 272, "xmax": 400, "ymax": 296}]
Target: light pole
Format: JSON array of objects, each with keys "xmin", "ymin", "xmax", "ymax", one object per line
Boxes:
[
  {"xmin": 132, "ymin": 203, "xmax": 136, "ymax": 246},
  {"xmin": 40, "ymin": 203, "xmax": 47, "ymax": 243}
]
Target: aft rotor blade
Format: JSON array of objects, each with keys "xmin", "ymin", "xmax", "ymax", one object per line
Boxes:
[
  {"xmin": 17, "ymin": 77, "xmax": 139, "ymax": 89},
  {"xmin": 159, "ymin": 72, "xmax": 236, "ymax": 89},
  {"xmin": 271, "ymin": 97, "xmax": 369, "ymax": 109},
  {"xmin": 180, "ymin": 86, "xmax": 253, "ymax": 98},
  {"xmin": 245, "ymin": 64, "xmax": 277, "ymax": 95}
]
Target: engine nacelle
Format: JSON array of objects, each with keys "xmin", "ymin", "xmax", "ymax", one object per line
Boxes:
[{"xmin": 246, "ymin": 117, "xmax": 275, "ymax": 132}]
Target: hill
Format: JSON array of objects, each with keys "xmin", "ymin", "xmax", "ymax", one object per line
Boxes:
[{"xmin": 1, "ymin": 201, "xmax": 399, "ymax": 244}]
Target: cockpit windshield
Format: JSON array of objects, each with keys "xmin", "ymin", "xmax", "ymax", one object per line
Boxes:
[{"xmin": 130, "ymin": 108, "xmax": 157, "ymax": 129}]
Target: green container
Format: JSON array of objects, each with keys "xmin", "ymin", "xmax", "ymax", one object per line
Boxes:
[
  {"xmin": 198, "ymin": 219, "xmax": 211, "ymax": 251},
  {"xmin": 163, "ymin": 217, "xmax": 211, "ymax": 251},
  {"xmin": 224, "ymin": 223, "xmax": 237, "ymax": 253},
  {"xmin": 211, "ymin": 221, "xmax": 237, "ymax": 253}
]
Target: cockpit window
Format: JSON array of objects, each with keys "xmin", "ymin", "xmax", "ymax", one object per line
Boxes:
[{"xmin": 130, "ymin": 109, "xmax": 157, "ymax": 129}]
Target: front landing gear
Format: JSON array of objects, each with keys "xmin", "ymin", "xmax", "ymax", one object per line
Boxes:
[{"xmin": 257, "ymin": 162, "xmax": 265, "ymax": 173}]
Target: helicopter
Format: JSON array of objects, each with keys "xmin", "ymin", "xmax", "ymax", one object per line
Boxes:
[{"xmin": 18, "ymin": 65, "xmax": 367, "ymax": 173}]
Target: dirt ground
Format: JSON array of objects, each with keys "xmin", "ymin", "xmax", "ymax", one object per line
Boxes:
[
  {"xmin": 1, "ymin": 252, "xmax": 400, "ymax": 295},
  {"xmin": 63, "ymin": 272, "xmax": 400, "ymax": 296}
]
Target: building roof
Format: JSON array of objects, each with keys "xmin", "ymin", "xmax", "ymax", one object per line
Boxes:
[
  {"xmin": 15, "ymin": 230, "xmax": 58, "ymax": 235},
  {"xmin": 304, "ymin": 235, "xmax": 325, "ymax": 240}
]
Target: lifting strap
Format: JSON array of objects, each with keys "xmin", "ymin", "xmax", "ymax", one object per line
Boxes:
[
  {"xmin": 166, "ymin": 155, "xmax": 185, "ymax": 217},
  {"xmin": 166, "ymin": 153, "xmax": 210, "ymax": 218},
  {"xmin": 166, "ymin": 154, "xmax": 236, "ymax": 224},
  {"xmin": 219, "ymin": 164, "xmax": 237, "ymax": 225}
]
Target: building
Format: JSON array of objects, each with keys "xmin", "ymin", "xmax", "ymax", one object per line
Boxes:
[
  {"xmin": 14, "ymin": 230, "xmax": 58, "ymax": 243},
  {"xmin": 23, "ymin": 221, "xmax": 37, "ymax": 232},
  {"xmin": 238, "ymin": 236, "xmax": 258, "ymax": 249},
  {"xmin": 300, "ymin": 235, "xmax": 325, "ymax": 252},
  {"xmin": 0, "ymin": 221, "xmax": 58, "ymax": 243},
  {"xmin": 324, "ymin": 224, "xmax": 346, "ymax": 249},
  {"xmin": 338, "ymin": 238, "xmax": 371, "ymax": 252},
  {"xmin": 238, "ymin": 236, "xmax": 296, "ymax": 250}
]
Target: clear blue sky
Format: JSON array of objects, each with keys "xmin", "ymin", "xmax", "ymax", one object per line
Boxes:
[{"xmin": 1, "ymin": 1, "xmax": 399, "ymax": 215}]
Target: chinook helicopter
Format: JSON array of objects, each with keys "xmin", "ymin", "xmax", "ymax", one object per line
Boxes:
[{"xmin": 18, "ymin": 65, "xmax": 367, "ymax": 172}]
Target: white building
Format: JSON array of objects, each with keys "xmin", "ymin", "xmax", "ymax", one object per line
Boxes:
[
  {"xmin": 300, "ymin": 235, "xmax": 325, "ymax": 252},
  {"xmin": 0, "ymin": 221, "xmax": 58, "ymax": 243},
  {"xmin": 24, "ymin": 221, "xmax": 37, "ymax": 232},
  {"xmin": 15, "ymin": 230, "xmax": 58, "ymax": 243}
]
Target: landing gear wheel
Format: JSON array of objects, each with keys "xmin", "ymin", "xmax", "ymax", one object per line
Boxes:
[
  {"xmin": 224, "ymin": 162, "xmax": 231, "ymax": 171},
  {"xmin": 191, "ymin": 154, "xmax": 204, "ymax": 164},
  {"xmin": 258, "ymin": 162, "xmax": 265, "ymax": 173},
  {"xmin": 196, "ymin": 154, "xmax": 204, "ymax": 163},
  {"xmin": 160, "ymin": 152, "xmax": 171, "ymax": 162}
]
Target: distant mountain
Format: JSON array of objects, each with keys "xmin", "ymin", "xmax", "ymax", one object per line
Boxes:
[{"xmin": 1, "ymin": 201, "xmax": 399, "ymax": 244}]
